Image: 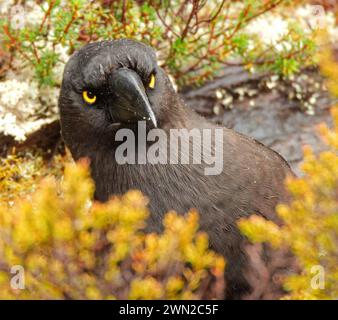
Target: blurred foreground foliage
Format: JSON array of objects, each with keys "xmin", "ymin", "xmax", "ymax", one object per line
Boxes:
[
  {"xmin": 239, "ymin": 46, "xmax": 338, "ymax": 299},
  {"xmin": 0, "ymin": 160, "xmax": 224, "ymax": 299}
]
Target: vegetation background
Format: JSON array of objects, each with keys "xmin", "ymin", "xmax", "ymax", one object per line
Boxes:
[{"xmin": 0, "ymin": 0, "xmax": 337, "ymax": 299}]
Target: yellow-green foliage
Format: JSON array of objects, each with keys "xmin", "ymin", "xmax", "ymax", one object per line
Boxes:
[
  {"xmin": 0, "ymin": 153, "xmax": 66, "ymax": 204},
  {"xmin": 239, "ymin": 106, "xmax": 338, "ymax": 299},
  {"xmin": 239, "ymin": 43, "xmax": 338, "ymax": 300},
  {"xmin": 0, "ymin": 160, "xmax": 224, "ymax": 299},
  {"xmin": 318, "ymin": 49, "xmax": 338, "ymax": 97}
]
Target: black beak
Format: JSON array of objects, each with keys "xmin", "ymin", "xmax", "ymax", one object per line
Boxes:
[{"xmin": 108, "ymin": 68, "xmax": 157, "ymax": 128}]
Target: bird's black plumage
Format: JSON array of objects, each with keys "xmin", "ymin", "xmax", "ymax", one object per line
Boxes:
[{"xmin": 59, "ymin": 39, "xmax": 296, "ymax": 299}]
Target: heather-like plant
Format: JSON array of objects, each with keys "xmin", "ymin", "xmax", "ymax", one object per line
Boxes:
[
  {"xmin": 0, "ymin": 160, "xmax": 225, "ymax": 299},
  {"xmin": 1, "ymin": 0, "xmax": 319, "ymax": 87},
  {"xmin": 0, "ymin": 152, "xmax": 66, "ymax": 204},
  {"xmin": 238, "ymin": 45, "xmax": 338, "ymax": 299},
  {"xmin": 1, "ymin": 0, "xmax": 329, "ymax": 141}
]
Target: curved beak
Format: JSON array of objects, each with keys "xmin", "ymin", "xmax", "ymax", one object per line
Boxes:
[{"xmin": 108, "ymin": 68, "xmax": 157, "ymax": 128}]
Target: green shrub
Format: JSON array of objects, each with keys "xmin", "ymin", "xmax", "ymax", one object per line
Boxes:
[{"xmin": 0, "ymin": 0, "xmax": 317, "ymax": 87}]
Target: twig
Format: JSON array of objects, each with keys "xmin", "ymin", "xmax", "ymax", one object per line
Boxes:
[{"xmin": 39, "ymin": 0, "xmax": 56, "ymax": 33}]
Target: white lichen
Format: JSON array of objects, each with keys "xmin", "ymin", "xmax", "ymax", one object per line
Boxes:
[{"xmin": 0, "ymin": 0, "xmax": 69, "ymax": 142}]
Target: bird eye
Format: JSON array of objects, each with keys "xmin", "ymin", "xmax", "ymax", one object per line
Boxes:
[
  {"xmin": 148, "ymin": 74, "xmax": 156, "ymax": 89},
  {"xmin": 83, "ymin": 91, "xmax": 97, "ymax": 104}
]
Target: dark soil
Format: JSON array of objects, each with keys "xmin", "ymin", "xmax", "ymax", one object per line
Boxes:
[{"xmin": 183, "ymin": 67, "xmax": 335, "ymax": 175}]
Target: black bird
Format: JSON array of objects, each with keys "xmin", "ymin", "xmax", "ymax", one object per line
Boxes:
[{"xmin": 59, "ymin": 39, "xmax": 295, "ymax": 299}]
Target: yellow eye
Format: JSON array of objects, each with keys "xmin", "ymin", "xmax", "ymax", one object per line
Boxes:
[
  {"xmin": 83, "ymin": 91, "xmax": 96, "ymax": 104},
  {"xmin": 149, "ymin": 74, "xmax": 155, "ymax": 89}
]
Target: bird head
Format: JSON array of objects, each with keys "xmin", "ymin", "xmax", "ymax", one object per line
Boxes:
[{"xmin": 59, "ymin": 39, "xmax": 179, "ymax": 156}]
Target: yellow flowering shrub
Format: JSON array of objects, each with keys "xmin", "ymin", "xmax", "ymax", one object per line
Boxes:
[
  {"xmin": 319, "ymin": 49, "xmax": 338, "ymax": 96},
  {"xmin": 239, "ymin": 41, "xmax": 338, "ymax": 300},
  {"xmin": 239, "ymin": 107, "xmax": 338, "ymax": 300},
  {"xmin": 0, "ymin": 160, "xmax": 224, "ymax": 299}
]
